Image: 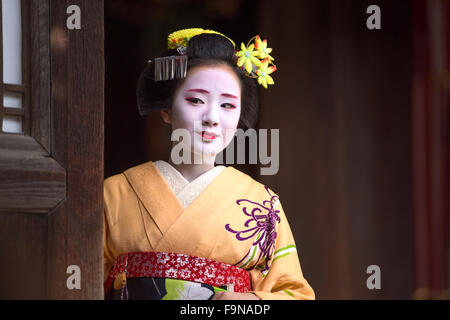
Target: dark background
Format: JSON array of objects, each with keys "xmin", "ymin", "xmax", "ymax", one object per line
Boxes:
[{"xmin": 104, "ymin": 0, "xmax": 450, "ymax": 299}]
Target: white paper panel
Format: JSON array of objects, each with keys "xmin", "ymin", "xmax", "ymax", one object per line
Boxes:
[
  {"xmin": 3, "ymin": 91, "xmax": 22, "ymax": 108},
  {"xmin": 2, "ymin": 115, "xmax": 22, "ymax": 133},
  {"xmin": 2, "ymin": 0, "xmax": 23, "ymax": 85}
]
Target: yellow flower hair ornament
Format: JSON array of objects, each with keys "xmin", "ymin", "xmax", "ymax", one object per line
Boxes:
[
  {"xmin": 236, "ymin": 35, "xmax": 277, "ymax": 88},
  {"xmin": 153, "ymin": 28, "xmax": 277, "ymax": 88}
]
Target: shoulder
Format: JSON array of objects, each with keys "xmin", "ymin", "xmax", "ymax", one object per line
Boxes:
[
  {"xmin": 104, "ymin": 171, "xmax": 126, "ymax": 188},
  {"xmin": 104, "ymin": 161, "xmax": 154, "ymax": 194},
  {"xmin": 103, "ymin": 172, "xmax": 130, "ymax": 199},
  {"xmin": 103, "ymin": 162, "xmax": 155, "ymax": 218},
  {"xmin": 225, "ymin": 166, "xmax": 280, "ymax": 199},
  {"xmin": 225, "ymin": 166, "xmax": 262, "ymax": 185},
  {"xmin": 103, "ymin": 164, "xmax": 153, "ymax": 227}
]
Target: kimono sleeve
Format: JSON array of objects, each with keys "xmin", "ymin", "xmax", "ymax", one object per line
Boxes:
[{"xmin": 249, "ymin": 202, "xmax": 315, "ymax": 300}]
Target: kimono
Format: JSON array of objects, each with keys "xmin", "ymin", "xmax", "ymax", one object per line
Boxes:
[{"xmin": 103, "ymin": 160, "xmax": 315, "ymax": 300}]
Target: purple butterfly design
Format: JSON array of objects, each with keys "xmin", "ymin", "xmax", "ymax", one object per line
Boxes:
[{"xmin": 225, "ymin": 185, "xmax": 281, "ymax": 272}]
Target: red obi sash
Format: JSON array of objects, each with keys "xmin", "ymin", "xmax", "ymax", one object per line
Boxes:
[{"xmin": 104, "ymin": 251, "xmax": 252, "ymax": 295}]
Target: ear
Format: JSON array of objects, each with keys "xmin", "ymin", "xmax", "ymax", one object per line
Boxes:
[{"xmin": 160, "ymin": 108, "xmax": 172, "ymax": 124}]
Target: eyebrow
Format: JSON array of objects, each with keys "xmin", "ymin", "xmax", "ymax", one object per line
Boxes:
[
  {"xmin": 187, "ymin": 89, "xmax": 238, "ymax": 99},
  {"xmin": 187, "ymin": 89, "xmax": 209, "ymax": 94},
  {"xmin": 221, "ymin": 93, "xmax": 238, "ymax": 99}
]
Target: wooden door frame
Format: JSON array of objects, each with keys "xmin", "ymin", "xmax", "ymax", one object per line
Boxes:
[
  {"xmin": 48, "ymin": 0, "xmax": 104, "ymax": 299},
  {"xmin": 0, "ymin": 0, "xmax": 104, "ymax": 299}
]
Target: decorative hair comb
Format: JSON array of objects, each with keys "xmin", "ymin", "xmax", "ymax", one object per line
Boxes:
[
  {"xmin": 152, "ymin": 28, "xmax": 277, "ymax": 88},
  {"xmin": 153, "ymin": 55, "xmax": 187, "ymax": 81}
]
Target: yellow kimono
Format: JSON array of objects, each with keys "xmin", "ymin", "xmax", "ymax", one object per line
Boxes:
[{"xmin": 103, "ymin": 160, "xmax": 315, "ymax": 300}]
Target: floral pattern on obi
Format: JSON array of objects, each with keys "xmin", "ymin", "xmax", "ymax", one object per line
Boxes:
[{"xmin": 225, "ymin": 185, "xmax": 280, "ymax": 274}]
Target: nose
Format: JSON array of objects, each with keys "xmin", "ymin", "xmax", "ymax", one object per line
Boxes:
[{"xmin": 202, "ymin": 103, "xmax": 219, "ymax": 127}]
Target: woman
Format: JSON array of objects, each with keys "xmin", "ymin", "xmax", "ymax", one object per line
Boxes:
[{"xmin": 103, "ymin": 28, "xmax": 315, "ymax": 300}]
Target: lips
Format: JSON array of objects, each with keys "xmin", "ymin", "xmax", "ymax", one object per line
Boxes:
[{"xmin": 200, "ymin": 131, "xmax": 218, "ymax": 140}]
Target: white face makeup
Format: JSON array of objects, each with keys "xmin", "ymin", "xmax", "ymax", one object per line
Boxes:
[{"xmin": 168, "ymin": 65, "xmax": 242, "ymax": 162}]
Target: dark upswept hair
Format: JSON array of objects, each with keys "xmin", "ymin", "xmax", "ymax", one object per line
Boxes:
[{"xmin": 136, "ymin": 33, "xmax": 259, "ymax": 130}]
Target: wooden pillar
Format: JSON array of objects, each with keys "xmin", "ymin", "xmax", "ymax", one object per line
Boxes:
[{"xmin": 411, "ymin": 0, "xmax": 450, "ymax": 300}]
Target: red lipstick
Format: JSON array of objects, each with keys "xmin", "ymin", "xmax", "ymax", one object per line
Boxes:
[{"xmin": 201, "ymin": 131, "xmax": 217, "ymax": 140}]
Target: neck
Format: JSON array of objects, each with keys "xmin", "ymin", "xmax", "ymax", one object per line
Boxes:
[{"xmin": 168, "ymin": 155, "xmax": 216, "ymax": 183}]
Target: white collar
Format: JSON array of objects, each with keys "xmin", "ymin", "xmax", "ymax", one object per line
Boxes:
[{"xmin": 153, "ymin": 160, "xmax": 226, "ymax": 209}]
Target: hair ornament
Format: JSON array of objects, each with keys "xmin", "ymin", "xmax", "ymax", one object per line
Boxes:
[
  {"xmin": 153, "ymin": 55, "xmax": 187, "ymax": 81},
  {"xmin": 153, "ymin": 28, "xmax": 233, "ymax": 83},
  {"xmin": 236, "ymin": 35, "xmax": 277, "ymax": 88},
  {"xmin": 167, "ymin": 28, "xmax": 235, "ymax": 49},
  {"xmin": 153, "ymin": 28, "xmax": 277, "ymax": 88}
]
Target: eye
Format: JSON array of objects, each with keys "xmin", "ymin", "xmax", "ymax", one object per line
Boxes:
[
  {"xmin": 221, "ymin": 103, "xmax": 237, "ymax": 109},
  {"xmin": 185, "ymin": 97, "xmax": 204, "ymax": 105}
]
